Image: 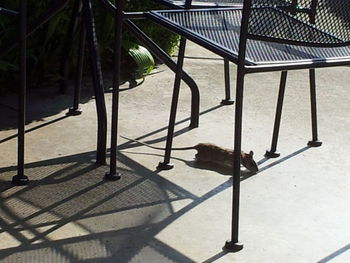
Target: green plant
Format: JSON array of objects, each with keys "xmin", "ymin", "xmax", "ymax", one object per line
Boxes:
[
  {"xmin": 0, "ymin": 0, "xmax": 73, "ymax": 93},
  {"xmin": 94, "ymin": 0, "xmax": 179, "ymax": 66},
  {"xmin": 0, "ymin": 0, "xmax": 179, "ymax": 94}
]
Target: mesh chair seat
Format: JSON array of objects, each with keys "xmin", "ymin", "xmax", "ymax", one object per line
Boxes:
[{"xmin": 148, "ymin": 8, "xmax": 350, "ymax": 66}]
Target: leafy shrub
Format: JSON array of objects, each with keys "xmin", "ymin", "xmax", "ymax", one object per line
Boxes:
[{"xmin": 0, "ymin": 0, "xmax": 179, "ymax": 94}]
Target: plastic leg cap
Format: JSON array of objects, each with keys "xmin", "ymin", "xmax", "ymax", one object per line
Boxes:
[
  {"xmin": 221, "ymin": 99, "xmax": 235, "ymax": 105},
  {"xmin": 105, "ymin": 172, "xmax": 121, "ymax": 181},
  {"xmin": 265, "ymin": 150, "xmax": 281, "ymax": 158},
  {"xmin": 157, "ymin": 162, "xmax": 174, "ymax": 170},
  {"xmin": 223, "ymin": 240, "xmax": 244, "ymax": 252},
  {"xmin": 12, "ymin": 175, "xmax": 29, "ymax": 186},
  {"xmin": 308, "ymin": 140, "xmax": 322, "ymax": 147},
  {"xmin": 67, "ymin": 108, "xmax": 82, "ymax": 116},
  {"xmin": 189, "ymin": 121, "xmax": 199, "ymax": 129}
]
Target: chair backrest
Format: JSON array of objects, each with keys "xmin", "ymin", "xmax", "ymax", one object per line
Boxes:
[{"xmin": 244, "ymin": 0, "xmax": 350, "ymax": 47}]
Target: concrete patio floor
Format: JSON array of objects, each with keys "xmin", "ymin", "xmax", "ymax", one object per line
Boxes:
[{"xmin": 1, "ymin": 42, "xmax": 350, "ymax": 263}]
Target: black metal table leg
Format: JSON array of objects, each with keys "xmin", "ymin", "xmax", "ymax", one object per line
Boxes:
[
  {"xmin": 157, "ymin": 37, "xmax": 187, "ymax": 170},
  {"xmin": 308, "ymin": 69, "xmax": 322, "ymax": 147},
  {"xmin": 224, "ymin": 67, "xmax": 244, "ymax": 253},
  {"xmin": 68, "ymin": 13, "xmax": 86, "ymax": 116},
  {"xmin": 265, "ymin": 71, "xmax": 288, "ymax": 158},
  {"xmin": 59, "ymin": 0, "xmax": 82, "ymax": 95},
  {"xmin": 12, "ymin": 0, "xmax": 29, "ymax": 185},
  {"xmin": 105, "ymin": 0, "xmax": 123, "ymax": 181},
  {"xmin": 82, "ymin": 0, "xmax": 107, "ymax": 165},
  {"xmin": 221, "ymin": 59, "xmax": 234, "ymax": 105},
  {"xmin": 63, "ymin": 0, "xmax": 85, "ymax": 116}
]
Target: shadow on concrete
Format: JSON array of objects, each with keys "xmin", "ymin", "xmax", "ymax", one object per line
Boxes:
[
  {"xmin": 0, "ymin": 99, "xmax": 317, "ymax": 262},
  {"xmin": 120, "ymin": 145, "xmax": 312, "ymax": 178},
  {"xmin": 0, "ymin": 150, "xmax": 232, "ymax": 262},
  {"xmin": 202, "ymin": 251, "xmax": 228, "ymax": 263},
  {"xmin": 0, "ymin": 84, "xmax": 95, "ymax": 131},
  {"xmin": 256, "ymin": 146, "xmax": 311, "ymax": 174},
  {"xmin": 118, "ymin": 104, "xmax": 225, "ymax": 152},
  {"xmin": 0, "ymin": 115, "xmax": 69, "ymax": 145},
  {"xmin": 317, "ymin": 243, "xmax": 350, "ymax": 263}
]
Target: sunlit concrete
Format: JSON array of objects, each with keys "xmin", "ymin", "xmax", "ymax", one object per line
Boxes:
[{"xmin": 1, "ymin": 42, "xmax": 350, "ymax": 262}]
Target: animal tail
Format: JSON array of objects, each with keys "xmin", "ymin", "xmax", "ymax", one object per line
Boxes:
[
  {"xmin": 120, "ymin": 135, "xmax": 195, "ymax": 151},
  {"xmin": 120, "ymin": 135, "xmax": 164, "ymax": 150}
]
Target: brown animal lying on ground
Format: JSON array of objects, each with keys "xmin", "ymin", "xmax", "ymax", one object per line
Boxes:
[{"xmin": 121, "ymin": 136, "xmax": 259, "ymax": 173}]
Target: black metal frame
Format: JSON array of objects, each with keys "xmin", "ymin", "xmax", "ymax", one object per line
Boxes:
[
  {"xmin": 11, "ymin": 0, "xmax": 29, "ymax": 185},
  {"xmin": 57, "ymin": 0, "xmax": 109, "ymax": 163},
  {"xmin": 4, "ymin": 0, "xmax": 348, "ymax": 251},
  {"xmin": 152, "ymin": 0, "xmax": 236, "ymax": 106},
  {"xmin": 123, "ymin": 19, "xmax": 200, "ymax": 129},
  {"xmin": 104, "ymin": 0, "xmax": 123, "ymax": 181},
  {"xmin": 97, "ymin": 0, "xmax": 204, "ymax": 178},
  {"xmin": 98, "ymin": 0, "xmax": 200, "ymax": 129},
  {"xmin": 59, "ymin": 0, "xmax": 109, "ymax": 162},
  {"xmin": 1, "ymin": 0, "xmax": 108, "ymax": 184},
  {"xmin": 2, "ymin": 0, "xmax": 202, "ymax": 185},
  {"xmin": 144, "ymin": 0, "xmax": 350, "ymax": 251},
  {"xmin": 0, "ymin": 1, "xmax": 29, "ymax": 185}
]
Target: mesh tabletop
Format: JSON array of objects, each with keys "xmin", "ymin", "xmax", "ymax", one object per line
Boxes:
[{"xmin": 149, "ymin": 8, "xmax": 350, "ymax": 65}]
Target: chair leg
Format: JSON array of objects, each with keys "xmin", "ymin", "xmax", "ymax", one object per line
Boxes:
[
  {"xmin": 224, "ymin": 67, "xmax": 244, "ymax": 252},
  {"xmin": 105, "ymin": 0, "xmax": 123, "ymax": 181},
  {"xmin": 157, "ymin": 37, "xmax": 187, "ymax": 170},
  {"xmin": 221, "ymin": 59, "xmax": 234, "ymax": 105},
  {"xmin": 265, "ymin": 71, "xmax": 288, "ymax": 158},
  {"xmin": 68, "ymin": 19, "xmax": 85, "ymax": 116},
  {"xmin": 82, "ymin": 0, "xmax": 107, "ymax": 165},
  {"xmin": 308, "ymin": 69, "xmax": 322, "ymax": 147},
  {"xmin": 12, "ymin": 0, "xmax": 29, "ymax": 185},
  {"xmin": 122, "ymin": 20, "xmax": 200, "ymax": 129},
  {"xmin": 59, "ymin": 0, "xmax": 81, "ymax": 95}
]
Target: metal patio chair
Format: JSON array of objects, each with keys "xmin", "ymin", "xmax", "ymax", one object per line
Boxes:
[
  {"xmin": 1, "ymin": 0, "xmax": 109, "ymax": 185},
  {"xmin": 142, "ymin": 0, "xmax": 350, "ymax": 251}
]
